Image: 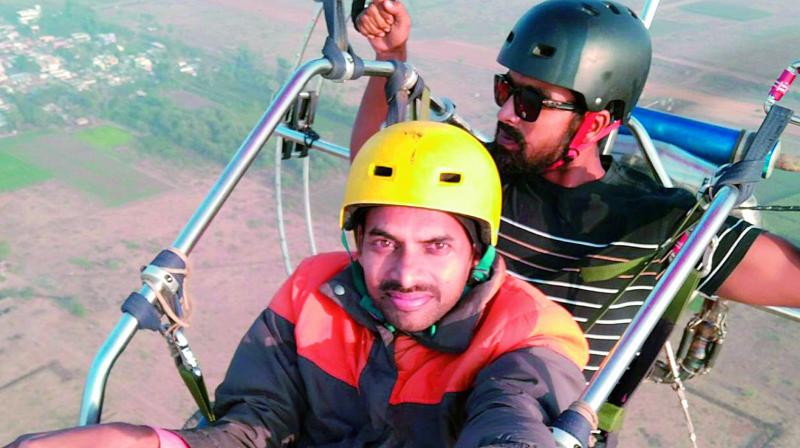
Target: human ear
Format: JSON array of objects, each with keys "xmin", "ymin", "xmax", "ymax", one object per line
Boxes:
[{"xmin": 586, "ymin": 110, "xmax": 613, "ymax": 140}]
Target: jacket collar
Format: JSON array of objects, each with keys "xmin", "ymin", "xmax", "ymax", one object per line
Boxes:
[{"xmin": 320, "ymin": 256, "xmax": 507, "ymax": 353}]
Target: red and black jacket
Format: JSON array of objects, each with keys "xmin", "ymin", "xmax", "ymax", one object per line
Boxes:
[{"xmin": 178, "ymin": 252, "xmax": 588, "ymax": 447}]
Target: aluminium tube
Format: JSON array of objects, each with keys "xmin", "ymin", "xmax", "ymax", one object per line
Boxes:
[
  {"xmin": 581, "ymin": 185, "xmax": 739, "ymax": 411},
  {"xmin": 78, "ymin": 286, "xmax": 157, "ymax": 425},
  {"xmin": 640, "ymin": 0, "xmax": 661, "ymax": 29},
  {"xmin": 762, "ymin": 306, "xmax": 800, "ymax": 323},
  {"xmin": 169, "ymin": 57, "xmax": 403, "ymax": 254},
  {"xmin": 172, "ymin": 58, "xmax": 333, "ymax": 253},
  {"xmin": 79, "ymin": 58, "xmax": 342, "ymax": 425},
  {"xmin": 275, "ymin": 124, "xmax": 350, "ymax": 159},
  {"xmin": 627, "ymin": 116, "xmax": 674, "ymax": 188}
]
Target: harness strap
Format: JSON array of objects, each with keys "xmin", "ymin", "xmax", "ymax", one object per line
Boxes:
[
  {"xmin": 581, "ymin": 200, "xmax": 703, "ymax": 331},
  {"xmin": 141, "ymin": 248, "xmax": 194, "ymax": 335}
]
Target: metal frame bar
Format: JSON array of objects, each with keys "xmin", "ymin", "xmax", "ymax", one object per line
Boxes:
[
  {"xmin": 585, "ymin": 185, "xmax": 739, "ymax": 405},
  {"xmin": 627, "ymin": 116, "xmax": 674, "ymax": 187},
  {"xmin": 80, "ymin": 58, "xmax": 330, "ymax": 425},
  {"xmin": 640, "ymin": 0, "xmax": 661, "ymax": 29},
  {"xmin": 79, "ymin": 57, "xmax": 399, "ymax": 425}
]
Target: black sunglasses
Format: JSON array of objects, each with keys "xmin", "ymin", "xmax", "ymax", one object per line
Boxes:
[{"xmin": 493, "ymin": 73, "xmax": 581, "ymax": 122}]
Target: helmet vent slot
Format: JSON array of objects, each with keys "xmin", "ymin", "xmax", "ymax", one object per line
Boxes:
[
  {"xmin": 439, "ymin": 172, "xmax": 462, "ymax": 184},
  {"xmin": 581, "ymin": 3, "xmax": 599, "ymax": 16},
  {"xmin": 603, "ymin": 2, "xmax": 621, "ymax": 14},
  {"xmin": 373, "ymin": 165, "xmax": 393, "ymax": 177},
  {"xmin": 505, "ymin": 31, "xmax": 515, "ymax": 43},
  {"xmin": 531, "ymin": 44, "xmax": 556, "ymax": 58},
  {"xmin": 627, "ymin": 7, "xmax": 638, "ymax": 18}
]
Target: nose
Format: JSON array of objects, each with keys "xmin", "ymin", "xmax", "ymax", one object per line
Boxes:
[
  {"xmin": 497, "ymin": 95, "xmax": 519, "ymax": 125},
  {"xmin": 388, "ymin": 247, "xmax": 423, "ymax": 288}
]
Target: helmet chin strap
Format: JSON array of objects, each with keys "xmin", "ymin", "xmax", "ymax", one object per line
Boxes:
[{"xmin": 542, "ymin": 112, "xmax": 621, "ymax": 172}]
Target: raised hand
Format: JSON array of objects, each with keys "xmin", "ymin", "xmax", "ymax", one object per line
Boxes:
[{"xmin": 355, "ymin": 0, "xmax": 411, "ymax": 58}]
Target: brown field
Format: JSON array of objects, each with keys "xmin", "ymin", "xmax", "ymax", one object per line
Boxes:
[{"xmin": 2, "ymin": 0, "xmax": 799, "ymax": 446}]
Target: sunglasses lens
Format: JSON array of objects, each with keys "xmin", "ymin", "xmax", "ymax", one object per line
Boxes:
[
  {"xmin": 494, "ymin": 75, "xmax": 511, "ymax": 107},
  {"xmin": 494, "ymin": 74, "xmax": 544, "ymax": 122},
  {"xmin": 515, "ymin": 87, "xmax": 544, "ymax": 122}
]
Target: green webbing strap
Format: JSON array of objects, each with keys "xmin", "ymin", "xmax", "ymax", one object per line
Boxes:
[
  {"xmin": 663, "ymin": 269, "xmax": 701, "ymax": 324},
  {"xmin": 470, "ymin": 245, "xmax": 496, "ymax": 284},
  {"xmin": 418, "ymin": 86, "xmax": 431, "ymax": 121},
  {"xmin": 598, "ymin": 402, "xmax": 625, "ymax": 433},
  {"xmin": 580, "ymin": 199, "xmax": 702, "ymax": 333},
  {"xmin": 178, "ymin": 364, "xmax": 216, "ymax": 423},
  {"xmin": 579, "ymin": 255, "xmax": 650, "ymax": 283},
  {"xmin": 581, "ymin": 200, "xmax": 704, "ymax": 332}
]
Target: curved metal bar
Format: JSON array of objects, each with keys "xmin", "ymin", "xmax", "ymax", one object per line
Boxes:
[
  {"xmin": 173, "ymin": 58, "xmax": 333, "ymax": 253},
  {"xmin": 582, "ymin": 185, "xmax": 738, "ymax": 411},
  {"xmin": 275, "ymin": 124, "xmax": 350, "ymax": 159},
  {"xmin": 302, "ymin": 155, "xmax": 318, "ymax": 255},
  {"xmin": 762, "ymin": 306, "xmax": 800, "ymax": 323},
  {"xmin": 627, "ymin": 116, "xmax": 674, "ymax": 187},
  {"xmin": 78, "ymin": 58, "xmax": 333, "ymax": 426},
  {"xmin": 640, "ymin": 0, "xmax": 661, "ymax": 29},
  {"xmin": 78, "ymin": 286, "xmax": 156, "ymax": 425},
  {"xmin": 275, "ymin": 138, "xmax": 294, "ymax": 275}
]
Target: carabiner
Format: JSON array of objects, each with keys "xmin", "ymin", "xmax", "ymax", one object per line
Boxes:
[{"xmin": 764, "ymin": 60, "xmax": 800, "ymax": 125}]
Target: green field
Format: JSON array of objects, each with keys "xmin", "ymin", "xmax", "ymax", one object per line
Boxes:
[
  {"xmin": 680, "ymin": 2, "xmax": 771, "ymax": 21},
  {"xmin": 0, "ymin": 131, "xmax": 169, "ymax": 206},
  {"xmin": 0, "ymin": 151, "xmax": 52, "ymax": 192},
  {"xmin": 75, "ymin": 125, "xmax": 134, "ymax": 152}
]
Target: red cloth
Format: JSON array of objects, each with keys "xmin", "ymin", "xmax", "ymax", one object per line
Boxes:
[{"xmin": 152, "ymin": 427, "xmax": 189, "ymax": 448}]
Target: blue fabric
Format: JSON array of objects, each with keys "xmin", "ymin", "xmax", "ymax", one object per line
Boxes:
[{"xmin": 121, "ymin": 292, "xmax": 162, "ymax": 331}]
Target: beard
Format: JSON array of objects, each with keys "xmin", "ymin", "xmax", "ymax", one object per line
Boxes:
[{"xmin": 488, "ymin": 117, "xmax": 582, "ymax": 180}]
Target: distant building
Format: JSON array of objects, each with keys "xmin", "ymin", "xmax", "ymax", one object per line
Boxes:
[
  {"xmin": 75, "ymin": 117, "xmax": 89, "ymax": 126},
  {"xmin": 39, "ymin": 35, "xmax": 55, "ymax": 43},
  {"xmin": 134, "ymin": 56, "xmax": 153, "ymax": 72},
  {"xmin": 98, "ymin": 33, "xmax": 117, "ymax": 45},
  {"xmin": 42, "ymin": 103, "xmax": 61, "ymax": 114},
  {"xmin": 52, "ymin": 39, "xmax": 71, "ymax": 49},
  {"xmin": 177, "ymin": 60, "xmax": 198, "ymax": 76},
  {"xmin": 71, "ymin": 32, "xmax": 91, "ymax": 43},
  {"xmin": 9, "ymin": 72, "xmax": 32, "ymax": 84},
  {"xmin": 76, "ymin": 79, "xmax": 96, "ymax": 91},
  {"xmin": 50, "ymin": 68, "xmax": 73, "ymax": 80},
  {"xmin": 150, "ymin": 41, "xmax": 166, "ymax": 50},
  {"xmin": 36, "ymin": 54, "xmax": 62, "ymax": 73},
  {"xmin": 17, "ymin": 5, "xmax": 41, "ymax": 26},
  {"xmin": 92, "ymin": 54, "xmax": 119, "ymax": 71}
]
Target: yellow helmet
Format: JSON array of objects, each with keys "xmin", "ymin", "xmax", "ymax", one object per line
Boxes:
[{"xmin": 341, "ymin": 121, "xmax": 502, "ymax": 246}]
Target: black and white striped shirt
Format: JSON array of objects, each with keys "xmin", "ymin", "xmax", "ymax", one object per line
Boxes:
[{"xmin": 497, "ymin": 160, "xmax": 760, "ymax": 378}]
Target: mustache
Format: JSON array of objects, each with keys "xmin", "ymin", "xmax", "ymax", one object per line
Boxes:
[
  {"xmin": 379, "ymin": 280, "xmax": 439, "ymax": 296},
  {"xmin": 495, "ymin": 121, "xmax": 526, "ymax": 146}
]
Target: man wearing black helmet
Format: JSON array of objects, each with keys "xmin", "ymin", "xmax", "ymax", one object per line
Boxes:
[{"xmin": 352, "ymin": 0, "xmax": 800, "ymax": 443}]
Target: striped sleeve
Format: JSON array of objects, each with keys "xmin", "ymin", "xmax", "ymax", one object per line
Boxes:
[{"xmin": 697, "ymin": 216, "xmax": 762, "ymax": 294}]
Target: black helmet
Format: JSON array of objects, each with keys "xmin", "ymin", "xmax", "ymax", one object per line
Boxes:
[{"xmin": 497, "ymin": 0, "xmax": 651, "ymax": 122}]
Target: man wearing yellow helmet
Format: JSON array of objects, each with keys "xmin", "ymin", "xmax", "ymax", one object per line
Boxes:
[{"xmin": 5, "ymin": 122, "xmax": 587, "ymax": 448}]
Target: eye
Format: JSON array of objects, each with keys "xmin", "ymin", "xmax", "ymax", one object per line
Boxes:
[
  {"xmin": 426, "ymin": 241, "xmax": 451, "ymax": 254},
  {"xmin": 369, "ymin": 238, "xmax": 396, "ymax": 251}
]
